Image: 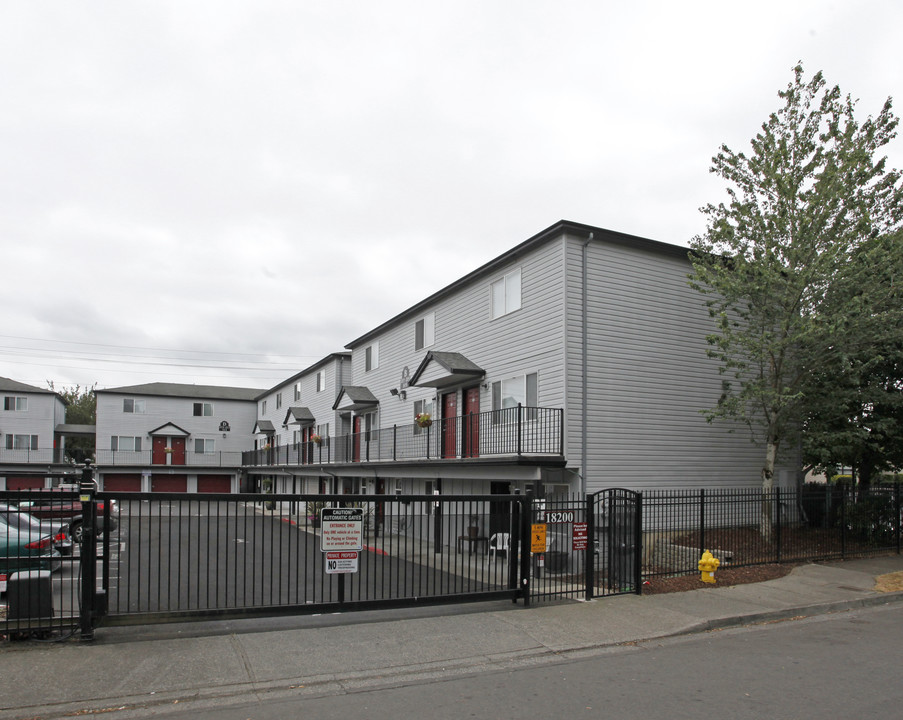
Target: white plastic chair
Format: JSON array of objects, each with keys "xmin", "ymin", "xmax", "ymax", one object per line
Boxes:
[{"xmin": 488, "ymin": 532, "xmax": 509, "ymax": 559}]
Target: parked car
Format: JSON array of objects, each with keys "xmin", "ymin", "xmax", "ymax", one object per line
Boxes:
[
  {"xmin": 13, "ymin": 489, "xmax": 118, "ymax": 544},
  {"xmin": 0, "ymin": 503, "xmax": 72, "ymax": 555},
  {"xmin": 0, "ymin": 520, "xmax": 61, "ymax": 595}
]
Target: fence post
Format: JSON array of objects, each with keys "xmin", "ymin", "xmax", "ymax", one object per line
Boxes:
[
  {"xmin": 896, "ymin": 484, "xmax": 901, "ymax": 555},
  {"xmin": 78, "ymin": 462, "xmax": 98, "ymax": 640},
  {"xmin": 520, "ymin": 493, "xmax": 532, "ymax": 606},
  {"xmin": 699, "ymin": 488, "xmax": 706, "ymax": 558},
  {"xmin": 516, "ymin": 403, "xmax": 523, "ymax": 457},
  {"xmin": 775, "ymin": 489, "xmax": 782, "ymax": 563},
  {"xmin": 841, "ymin": 485, "xmax": 847, "ymax": 559},
  {"xmin": 585, "ymin": 493, "xmax": 594, "ymax": 602},
  {"xmin": 634, "ymin": 491, "xmax": 643, "ymax": 595}
]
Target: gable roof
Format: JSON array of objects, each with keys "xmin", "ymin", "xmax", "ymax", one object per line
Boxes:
[
  {"xmin": 283, "ymin": 407, "xmax": 315, "ymax": 426},
  {"xmin": 332, "ymin": 386, "xmax": 379, "ymax": 412},
  {"xmin": 409, "ymin": 351, "xmax": 485, "ymax": 389},
  {"xmin": 96, "ymin": 382, "xmax": 262, "ymax": 402},
  {"xmin": 0, "ymin": 376, "xmax": 65, "ymax": 402}
]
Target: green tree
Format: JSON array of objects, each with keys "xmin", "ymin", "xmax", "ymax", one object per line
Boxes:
[
  {"xmin": 48, "ymin": 382, "xmax": 97, "ymax": 463},
  {"xmin": 689, "ymin": 65, "xmax": 903, "ymax": 514},
  {"xmin": 801, "ymin": 229, "xmax": 903, "ymax": 487}
]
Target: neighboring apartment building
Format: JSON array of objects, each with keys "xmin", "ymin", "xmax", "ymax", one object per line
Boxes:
[
  {"xmin": 94, "ymin": 382, "xmax": 261, "ymax": 493},
  {"xmin": 0, "ymin": 377, "xmax": 70, "ymax": 489},
  {"xmin": 245, "ymin": 220, "xmax": 796, "ymax": 506}
]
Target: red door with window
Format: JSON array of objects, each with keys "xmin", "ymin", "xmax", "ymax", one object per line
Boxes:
[
  {"xmin": 152, "ymin": 436, "xmax": 167, "ymax": 464},
  {"xmin": 463, "ymin": 386, "xmax": 480, "ymax": 458},
  {"xmin": 442, "ymin": 392, "xmax": 457, "ymax": 459},
  {"xmin": 353, "ymin": 416, "xmax": 362, "ymax": 462},
  {"xmin": 171, "ymin": 437, "xmax": 186, "ymax": 465}
]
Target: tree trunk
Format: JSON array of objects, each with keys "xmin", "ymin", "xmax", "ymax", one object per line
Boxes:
[{"xmin": 760, "ymin": 441, "xmax": 778, "ymax": 537}]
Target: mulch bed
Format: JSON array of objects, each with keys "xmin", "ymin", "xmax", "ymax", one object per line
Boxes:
[{"xmin": 642, "ymin": 563, "xmax": 797, "ymax": 595}]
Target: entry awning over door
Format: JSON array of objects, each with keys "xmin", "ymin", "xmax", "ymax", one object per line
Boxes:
[{"xmin": 409, "ymin": 351, "xmax": 485, "ymax": 389}]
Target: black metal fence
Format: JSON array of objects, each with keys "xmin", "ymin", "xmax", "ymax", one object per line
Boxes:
[{"xmin": 642, "ymin": 484, "xmax": 902, "ymax": 578}]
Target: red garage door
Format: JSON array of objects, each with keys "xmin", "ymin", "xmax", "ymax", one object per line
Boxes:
[
  {"xmin": 104, "ymin": 474, "xmax": 142, "ymax": 492},
  {"xmin": 151, "ymin": 475, "xmax": 188, "ymax": 493},
  {"xmin": 6, "ymin": 477, "xmax": 45, "ymax": 490},
  {"xmin": 197, "ymin": 475, "xmax": 232, "ymax": 493}
]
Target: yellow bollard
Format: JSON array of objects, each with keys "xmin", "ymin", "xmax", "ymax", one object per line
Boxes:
[{"xmin": 698, "ymin": 550, "xmax": 720, "ymax": 584}]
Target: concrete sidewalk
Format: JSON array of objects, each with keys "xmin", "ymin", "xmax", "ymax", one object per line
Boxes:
[{"xmin": 2, "ymin": 555, "xmax": 903, "ymax": 720}]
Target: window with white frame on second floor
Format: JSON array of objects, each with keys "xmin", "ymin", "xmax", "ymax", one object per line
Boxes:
[
  {"xmin": 490, "ymin": 268, "xmax": 521, "ymax": 319},
  {"xmin": 111, "ymin": 436, "xmax": 142, "ymax": 451},
  {"xmin": 491, "ymin": 373, "xmax": 537, "ymax": 421},
  {"xmin": 316, "ymin": 371, "xmax": 325, "ymax": 392},
  {"xmin": 415, "ymin": 312, "xmax": 435, "ymax": 351},
  {"xmin": 294, "ymin": 382, "xmax": 301, "ymax": 401},
  {"xmin": 3, "ymin": 396, "xmax": 27, "ymax": 411},
  {"xmin": 276, "ymin": 393, "xmax": 282, "ymax": 410},
  {"xmin": 413, "ymin": 398, "xmax": 434, "ymax": 435},
  {"xmin": 195, "ymin": 438, "xmax": 215, "ymax": 454},
  {"xmin": 193, "ymin": 402, "xmax": 214, "ymax": 417},
  {"xmin": 317, "ymin": 422, "xmax": 329, "ymax": 438},
  {"xmin": 123, "ymin": 398, "xmax": 145, "ymax": 414},
  {"xmin": 365, "ymin": 342, "xmax": 379, "ymax": 371},
  {"xmin": 6, "ymin": 434, "xmax": 38, "ymax": 450}
]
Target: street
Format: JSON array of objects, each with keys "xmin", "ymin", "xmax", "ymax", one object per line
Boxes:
[{"xmin": 144, "ymin": 603, "xmax": 903, "ymax": 720}]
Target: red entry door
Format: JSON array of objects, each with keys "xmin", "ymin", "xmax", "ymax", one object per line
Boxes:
[
  {"xmin": 353, "ymin": 416, "xmax": 362, "ymax": 462},
  {"xmin": 463, "ymin": 386, "xmax": 480, "ymax": 458},
  {"xmin": 442, "ymin": 392, "xmax": 457, "ymax": 459},
  {"xmin": 152, "ymin": 436, "xmax": 167, "ymax": 464},
  {"xmin": 171, "ymin": 437, "xmax": 186, "ymax": 465}
]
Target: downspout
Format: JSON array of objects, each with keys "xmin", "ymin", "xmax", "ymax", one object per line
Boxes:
[{"xmin": 581, "ymin": 233, "xmax": 593, "ymax": 497}]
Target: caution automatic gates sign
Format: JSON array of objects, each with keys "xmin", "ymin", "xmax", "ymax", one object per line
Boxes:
[{"xmin": 320, "ymin": 507, "xmax": 364, "ymax": 574}]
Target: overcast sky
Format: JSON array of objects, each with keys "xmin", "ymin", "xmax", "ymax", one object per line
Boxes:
[{"xmin": 2, "ymin": 1, "xmax": 901, "ymax": 393}]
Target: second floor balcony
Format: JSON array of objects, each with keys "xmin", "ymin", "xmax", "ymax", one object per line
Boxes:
[
  {"xmin": 94, "ymin": 450, "xmax": 245, "ymax": 468},
  {"xmin": 243, "ymin": 405, "xmax": 565, "ymax": 468}
]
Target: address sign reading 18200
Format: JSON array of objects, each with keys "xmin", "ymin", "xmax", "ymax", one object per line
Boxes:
[{"xmin": 538, "ymin": 510, "xmax": 576, "ymax": 524}]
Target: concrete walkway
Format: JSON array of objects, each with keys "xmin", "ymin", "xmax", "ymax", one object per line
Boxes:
[{"xmin": 2, "ymin": 555, "xmax": 903, "ymax": 720}]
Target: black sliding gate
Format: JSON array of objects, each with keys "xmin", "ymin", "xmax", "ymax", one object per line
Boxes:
[{"xmin": 2, "ymin": 481, "xmax": 643, "ymax": 638}]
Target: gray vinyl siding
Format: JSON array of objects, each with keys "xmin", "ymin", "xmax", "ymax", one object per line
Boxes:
[
  {"xmin": 0, "ymin": 391, "xmax": 62, "ymax": 450},
  {"xmin": 564, "ymin": 234, "xmax": 780, "ymax": 491},
  {"xmin": 349, "ymin": 238, "xmax": 568, "ymax": 432}
]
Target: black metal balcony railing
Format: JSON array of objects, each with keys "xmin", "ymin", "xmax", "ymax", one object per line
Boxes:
[
  {"xmin": 93, "ymin": 450, "xmax": 245, "ymax": 467},
  {"xmin": 0, "ymin": 447, "xmax": 67, "ymax": 464},
  {"xmin": 243, "ymin": 405, "xmax": 564, "ymax": 467}
]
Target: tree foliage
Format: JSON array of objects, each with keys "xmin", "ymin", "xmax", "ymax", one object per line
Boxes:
[
  {"xmin": 801, "ymin": 229, "xmax": 903, "ymax": 485},
  {"xmin": 689, "ymin": 64, "xmax": 903, "ymax": 492}
]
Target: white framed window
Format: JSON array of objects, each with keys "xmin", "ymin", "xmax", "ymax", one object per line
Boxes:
[
  {"xmin": 111, "ymin": 436, "xmax": 142, "ymax": 452},
  {"xmin": 6, "ymin": 434, "xmax": 38, "ymax": 450},
  {"xmin": 123, "ymin": 398, "xmax": 146, "ymax": 414},
  {"xmin": 365, "ymin": 342, "xmax": 379, "ymax": 371},
  {"xmin": 415, "ymin": 313, "xmax": 435, "ymax": 351},
  {"xmin": 261, "ymin": 400, "xmax": 267, "ymax": 414},
  {"xmin": 193, "ymin": 402, "xmax": 214, "ymax": 417},
  {"xmin": 276, "ymin": 393, "xmax": 282, "ymax": 410},
  {"xmin": 316, "ymin": 371, "xmax": 325, "ymax": 392},
  {"xmin": 413, "ymin": 398, "xmax": 434, "ymax": 435},
  {"xmin": 317, "ymin": 422, "xmax": 329, "ymax": 438},
  {"xmin": 3, "ymin": 396, "xmax": 28, "ymax": 412},
  {"xmin": 491, "ymin": 373, "xmax": 538, "ymax": 420},
  {"xmin": 194, "ymin": 438, "xmax": 215, "ymax": 454},
  {"xmin": 364, "ymin": 411, "xmax": 378, "ymax": 439},
  {"xmin": 490, "ymin": 268, "xmax": 522, "ymax": 319},
  {"xmin": 294, "ymin": 382, "xmax": 301, "ymax": 401}
]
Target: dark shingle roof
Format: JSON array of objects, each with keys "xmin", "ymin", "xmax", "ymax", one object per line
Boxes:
[{"xmin": 96, "ymin": 382, "xmax": 262, "ymax": 402}]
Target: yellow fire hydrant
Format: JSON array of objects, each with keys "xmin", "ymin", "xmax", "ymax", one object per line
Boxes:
[{"xmin": 698, "ymin": 550, "xmax": 720, "ymax": 584}]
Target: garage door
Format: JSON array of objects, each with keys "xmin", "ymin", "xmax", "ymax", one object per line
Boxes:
[
  {"xmin": 197, "ymin": 475, "xmax": 232, "ymax": 493},
  {"xmin": 6, "ymin": 477, "xmax": 45, "ymax": 490},
  {"xmin": 151, "ymin": 475, "xmax": 188, "ymax": 493},
  {"xmin": 103, "ymin": 474, "xmax": 142, "ymax": 492}
]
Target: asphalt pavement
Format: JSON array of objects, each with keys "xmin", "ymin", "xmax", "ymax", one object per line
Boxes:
[{"xmin": 2, "ymin": 555, "xmax": 903, "ymax": 720}]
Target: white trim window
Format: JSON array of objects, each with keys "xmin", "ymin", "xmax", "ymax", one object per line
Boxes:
[
  {"xmin": 365, "ymin": 342, "xmax": 379, "ymax": 371},
  {"xmin": 316, "ymin": 371, "xmax": 325, "ymax": 392},
  {"xmin": 6, "ymin": 434, "xmax": 38, "ymax": 450},
  {"xmin": 3, "ymin": 396, "xmax": 28, "ymax": 412},
  {"xmin": 415, "ymin": 313, "xmax": 435, "ymax": 351},
  {"xmin": 491, "ymin": 373, "xmax": 537, "ymax": 421},
  {"xmin": 294, "ymin": 382, "xmax": 302, "ymax": 401},
  {"xmin": 195, "ymin": 438, "xmax": 215, "ymax": 454},
  {"xmin": 111, "ymin": 436, "xmax": 142, "ymax": 452},
  {"xmin": 490, "ymin": 268, "xmax": 522, "ymax": 319},
  {"xmin": 276, "ymin": 393, "xmax": 282, "ymax": 410},
  {"xmin": 193, "ymin": 402, "xmax": 214, "ymax": 417},
  {"xmin": 123, "ymin": 398, "xmax": 146, "ymax": 414}
]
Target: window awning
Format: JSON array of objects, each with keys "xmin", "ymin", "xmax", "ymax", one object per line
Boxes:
[
  {"xmin": 409, "ymin": 351, "xmax": 485, "ymax": 389},
  {"xmin": 148, "ymin": 422, "xmax": 191, "ymax": 437},
  {"xmin": 254, "ymin": 420, "xmax": 276, "ymax": 435},
  {"xmin": 283, "ymin": 407, "xmax": 315, "ymax": 427},
  {"xmin": 333, "ymin": 386, "xmax": 379, "ymax": 412}
]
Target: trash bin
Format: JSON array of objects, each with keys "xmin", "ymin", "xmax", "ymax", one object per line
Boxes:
[
  {"xmin": 8, "ymin": 570, "xmax": 54, "ymax": 619},
  {"xmin": 546, "ymin": 551, "xmax": 569, "ymax": 573}
]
